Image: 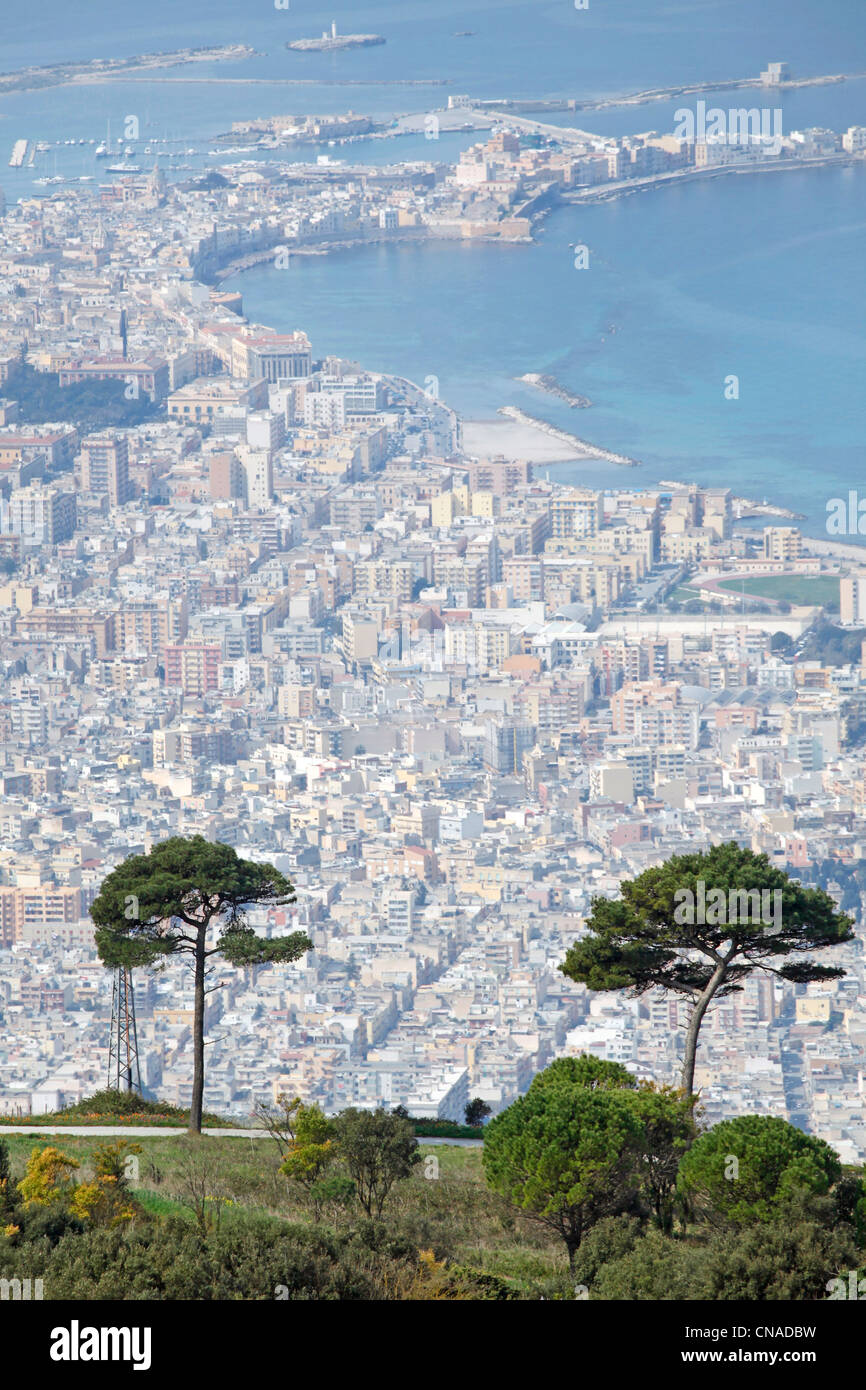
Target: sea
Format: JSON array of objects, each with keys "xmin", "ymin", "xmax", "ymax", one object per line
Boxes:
[{"xmin": 2, "ymin": 0, "xmax": 865, "ymax": 536}]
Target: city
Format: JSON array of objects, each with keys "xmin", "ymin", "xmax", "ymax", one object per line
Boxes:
[{"xmin": 0, "ymin": 0, "xmax": 865, "ymax": 1328}]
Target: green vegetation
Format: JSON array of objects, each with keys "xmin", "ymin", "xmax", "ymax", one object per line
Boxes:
[
  {"xmin": 715, "ymin": 574, "xmax": 840, "ymax": 609},
  {"xmin": 666, "ymin": 584, "xmax": 703, "ymax": 605},
  {"xmin": 276, "ymin": 1099, "xmax": 339, "ymax": 1220},
  {"xmin": 483, "ymin": 1067, "xmax": 699, "ymax": 1266},
  {"xmin": 332, "ymin": 1108, "xmax": 420, "ymax": 1219},
  {"xmin": 90, "ymin": 836, "xmax": 311, "ymax": 1133},
  {"xmin": 373, "ymin": 1103, "xmax": 484, "ymax": 1139},
  {"xmin": 482, "ymin": 1083, "xmax": 646, "ymax": 1269},
  {"xmin": 411, "ymin": 1120, "xmax": 483, "ymax": 1139},
  {"xmin": 677, "ymin": 1115, "xmax": 842, "ymax": 1227},
  {"xmin": 560, "ymin": 843, "xmax": 853, "ymax": 1093},
  {"xmin": 258, "ymin": 1096, "xmax": 421, "ymax": 1220},
  {"xmin": 6, "ymin": 363, "xmax": 157, "ymax": 433},
  {"xmin": 464, "ymin": 1097, "xmax": 492, "ymax": 1127},
  {"xmin": 578, "ymin": 1210, "xmax": 862, "ymax": 1301},
  {"xmin": 1, "ymin": 1062, "xmax": 863, "ymax": 1299},
  {"xmin": 0, "ymin": 1089, "xmax": 233, "ymax": 1128},
  {"xmin": 0, "ymin": 1127, "xmax": 557, "ymax": 1299},
  {"xmin": 528, "ymin": 1054, "xmax": 637, "ymax": 1093}
]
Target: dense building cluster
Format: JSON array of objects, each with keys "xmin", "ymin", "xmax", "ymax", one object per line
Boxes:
[{"xmin": 0, "ymin": 144, "xmax": 864, "ymax": 1160}]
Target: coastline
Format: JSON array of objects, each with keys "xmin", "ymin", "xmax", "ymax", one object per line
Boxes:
[
  {"xmin": 0, "ymin": 45, "xmax": 256, "ymax": 96},
  {"xmin": 498, "ymin": 407, "xmax": 640, "ymax": 466},
  {"xmin": 461, "ymin": 417, "xmax": 591, "ymax": 464},
  {"xmin": 562, "ymin": 152, "xmax": 861, "ymax": 206},
  {"xmin": 659, "ymin": 479, "xmax": 805, "ymax": 521}
]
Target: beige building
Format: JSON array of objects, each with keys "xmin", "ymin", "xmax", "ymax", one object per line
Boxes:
[
  {"xmin": 763, "ymin": 526, "xmax": 803, "ymax": 562},
  {"xmin": 342, "ymin": 612, "xmax": 379, "ymax": 667},
  {"xmin": 550, "ymin": 488, "xmax": 603, "ymax": 540},
  {"xmin": 841, "ymin": 569, "xmax": 866, "ymax": 625},
  {"xmin": 231, "ymin": 331, "xmax": 311, "ymax": 382},
  {"xmin": 589, "ymin": 761, "xmax": 634, "ymax": 802}
]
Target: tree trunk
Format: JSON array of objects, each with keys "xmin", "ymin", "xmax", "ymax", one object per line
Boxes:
[
  {"xmin": 681, "ymin": 965, "xmax": 727, "ymax": 1095},
  {"xmin": 190, "ymin": 929, "xmax": 206, "ymax": 1134}
]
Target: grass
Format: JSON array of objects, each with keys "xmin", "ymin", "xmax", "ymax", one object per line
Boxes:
[
  {"xmin": 0, "ymin": 1132, "xmax": 567, "ymax": 1296},
  {"xmin": 0, "ymin": 1089, "xmax": 234, "ymax": 1128},
  {"xmin": 715, "ymin": 574, "xmax": 840, "ymax": 607},
  {"xmin": 666, "ymin": 583, "xmax": 701, "ymax": 604}
]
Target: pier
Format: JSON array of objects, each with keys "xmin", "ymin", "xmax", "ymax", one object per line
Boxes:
[{"xmin": 477, "ymin": 66, "xmax": 866, "ymax": 116}]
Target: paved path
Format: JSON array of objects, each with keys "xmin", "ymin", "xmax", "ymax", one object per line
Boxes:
[
  {"xmin": 0, "ymin": 1125, "xmax": 265, "ymax": 1137},
  {"xmin": 0, "ymin": 1124, "xmax": 483, "ymax": 1145}
]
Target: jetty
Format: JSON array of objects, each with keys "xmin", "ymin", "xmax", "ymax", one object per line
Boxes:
[
  {"xmin": 499, "ymin": 407, "xmax": 639, "ymax": 466},
  {"xmin": 519, "ymin": 373, "xmax": 592, "ymax": 409}
]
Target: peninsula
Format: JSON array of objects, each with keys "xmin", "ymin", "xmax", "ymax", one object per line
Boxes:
[{"xmin": 0, "ymin": 45, "xmax": 255, "ymax": 96}]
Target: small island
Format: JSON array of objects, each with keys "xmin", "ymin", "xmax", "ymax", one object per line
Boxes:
[{"xmin": 287, "ymin": 22, "xmax": 385, "ymax": 53}]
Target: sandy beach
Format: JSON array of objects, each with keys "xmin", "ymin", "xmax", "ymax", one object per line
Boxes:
[
  {"xmin": 462, "ymin": 417, "xmax": 592, "ymax": 463},
  {"xmin": 462, "ymin": 410, "xmax": 639, "ymax": 466}
]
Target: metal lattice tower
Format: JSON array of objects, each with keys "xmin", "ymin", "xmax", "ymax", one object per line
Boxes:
[{"xmin": 107, "ymin": 967, "xmax": 142, "ymax": 1093}]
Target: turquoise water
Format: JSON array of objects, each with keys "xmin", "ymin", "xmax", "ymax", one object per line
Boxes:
[
  {"xmin": 3, "ymin": 0, "xmax": 865, "ymax": 532},
  {"xmin": 230, "ymin": 162, "xmax": 866, "ymax": 534}
]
